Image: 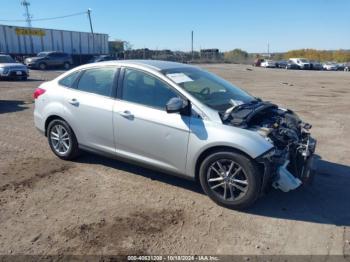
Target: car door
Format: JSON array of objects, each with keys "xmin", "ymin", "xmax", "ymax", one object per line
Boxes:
[
  {"xmin": 46, "ymin": 53, "xmax": 57, "ymax": 66},
  {"xmin": 61, "ymin": 66, "xmax": 118, "ymax": 154},
  {"xmin": 113, "ymin": 68, "xmax": 190, "ymax": 174}
]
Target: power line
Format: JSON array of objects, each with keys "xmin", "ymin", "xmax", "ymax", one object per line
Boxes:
[{"xmin": 0, "ymin": 11, "xmax": 87, "ymax": 23}]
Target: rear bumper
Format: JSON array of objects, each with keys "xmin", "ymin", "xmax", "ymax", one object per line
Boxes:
[{"xmin": 34, "ymin": 108, "xmax": 45, "ymax": 135}]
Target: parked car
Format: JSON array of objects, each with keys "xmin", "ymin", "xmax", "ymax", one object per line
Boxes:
[
  {"xmin": 252, "ymin": 58, "xmax": 264, "ymax": 67},
  {"xmin": 24, "ymin": 51, "xmax": 73, "ymax": 70},
  {"xmin": 336, "ymin": 63, "xmax": 345, "ymax": 71},
  {"xmin": 260, "ymin": 60, "xmax": 276, "ymax": 68},
  {"xmin": 33, "ymin": 60, "xmax": 316, "ymax": 209},
  {"xmin": 0, "ymin": 54, "xmax": 29, "ymax": 80},
  {"xmin": 288, "ymin": 58, "xmax": 311, "ymax": 69},
  {"xmin": 285, "ymin": 61, "xmax": 300, "ymax": 70},
  {"xmin": 275, "ymin": 60, "xmax": 288, "ymax": 68},
  {"xmin": 309, "ymin": 60, "xmax": 323, "ymax": 70},
  {"xmin": 89, "ymin": 55, "xmax": 115, "ymax": 63},
  {"xmin": 344, "ymin": 63, "xmax": 350, "ymax": 72},
  {"xmin": 323, "ymin": 62, "xmax": 338, "ymax": 71}
]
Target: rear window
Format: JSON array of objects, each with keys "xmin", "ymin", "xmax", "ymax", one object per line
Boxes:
[
  {"xmin": 76, "ymin": 67, "xmax": 116, "ymax": 97},
  {"xmin": 58, "ymin": 71, "xmax": 80, "ymax": 87}
]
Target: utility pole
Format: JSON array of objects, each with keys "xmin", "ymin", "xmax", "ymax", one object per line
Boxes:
[
  {"xmin": 87, "ymin": 8, "xmax": 94, "ymax": 34},
  {"xmin": 21, "ymin": 0, "xmax": 32, "ymax": 27},
  {"xmin": 21, "ymin": 0, "xmax": 34, "ymax": 54},
  {"xmin": 267, "ymin": 42, "xmax": 270, "ymax": 57},
  {"xmin": 87, "ymin": 8, "xmax": 95, "ymax": 54},
  {"xmin": 191, "ymin": 30, "xmax": 194, "ymax": 61}
]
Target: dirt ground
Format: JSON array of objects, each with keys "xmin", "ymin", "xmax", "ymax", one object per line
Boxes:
[{"xmin": 0, "ymin": 65, "xmax": 350, "ymax": 256}]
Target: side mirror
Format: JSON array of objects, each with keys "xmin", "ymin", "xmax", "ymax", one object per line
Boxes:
[{"xmin": 166, "ymin": 97, "xmax": 187, "ymax": 114}]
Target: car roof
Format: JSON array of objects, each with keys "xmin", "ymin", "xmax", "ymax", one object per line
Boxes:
[{"xmin": 91, "ymin": 59, "xmax": 195, "ymax": 71}]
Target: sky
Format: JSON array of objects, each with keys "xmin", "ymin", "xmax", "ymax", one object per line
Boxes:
[{"xmin": 0, "ymin": 0, "xmax": 349, "ymax": 53}]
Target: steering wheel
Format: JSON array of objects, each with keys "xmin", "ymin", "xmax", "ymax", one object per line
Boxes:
[{"xmin": 200, "ymin": 87, "xmax": 210, "ymax": 96}]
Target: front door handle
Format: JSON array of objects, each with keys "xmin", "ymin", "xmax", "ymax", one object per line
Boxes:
[
  {"xmin": 68, "ymin": 98, "xmax": 79, "ymax": 106},
  {"xmin": 119, "ymin": 110, "xmax": 134, "ymax": 120}
]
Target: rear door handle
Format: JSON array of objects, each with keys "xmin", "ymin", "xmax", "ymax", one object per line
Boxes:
[
  {"xmin": 68, "ymin": 98, "xmax": 79, "ymax": 106},
  {"xmin": 119, "ymin": 110, "xmax": 134, "ymax": 120}
]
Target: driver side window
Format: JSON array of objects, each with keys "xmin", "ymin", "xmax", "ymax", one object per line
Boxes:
[{"xmin": 122, "ymin": 68, "xmax": 178, "ymax": 110}]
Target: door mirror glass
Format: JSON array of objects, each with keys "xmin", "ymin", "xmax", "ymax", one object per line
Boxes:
[{"xmin": 166, "ymin": 97, "xmax": 186, "ymax": 113}]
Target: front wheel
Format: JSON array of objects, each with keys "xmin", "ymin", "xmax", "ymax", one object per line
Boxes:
[
  {"xmin": 199, "ymin": 151, "xmax": 261, "ymax": 209},
  {"xmin": 63, "ymin": 62, "xmax": 70, "ymax": 70},
  {"xmin": 38, "ymin": 62, "xmax": 47, "ymax": 70},
  {"xmin": 47, "ymin": 119, "xmax": 80, "ymax": 160}
]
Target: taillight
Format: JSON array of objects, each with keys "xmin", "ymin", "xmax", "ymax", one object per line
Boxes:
[{"xmin": 33, "ymin": 88, "xmax": 46, "ymax": 99}]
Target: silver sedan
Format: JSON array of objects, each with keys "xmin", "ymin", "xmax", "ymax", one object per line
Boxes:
[{"xmin": 33, "ymin": 60, "xmax": 316, "ymax": 209}]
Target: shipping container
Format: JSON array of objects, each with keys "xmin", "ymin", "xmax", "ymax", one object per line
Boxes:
[{"xmin": 0, "ymin": 24, "xmax": 109, "ymax": 56}]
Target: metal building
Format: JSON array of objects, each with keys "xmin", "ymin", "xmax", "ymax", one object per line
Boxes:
[{"xmin": 0, "ymin": 24, "xmax": 109, "ymax": 56}]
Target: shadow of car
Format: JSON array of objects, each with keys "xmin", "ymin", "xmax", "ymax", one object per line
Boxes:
[
  {"xmin": 76, "ymin": 152, "xmax": 350, "ymax": 226},
  {"xmin": 247, "ymin": 155, "xmax": 350, "ymax": 226},
  {"xmin": 0, "ymin": 100, "xmax": 29, "ymax": 114}
]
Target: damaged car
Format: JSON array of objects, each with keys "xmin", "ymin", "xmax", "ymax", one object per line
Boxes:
[{"xmin": 33, "ymin": 60, "xmax": 316, "ymax": 209}]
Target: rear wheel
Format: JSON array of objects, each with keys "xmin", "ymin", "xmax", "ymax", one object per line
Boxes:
[
  {"xmin": 199, "ymin": 151, "xmax": 261, "ymax": 209},
  {"xmin": 47, "ymin": 119, "xmax": 80, "ymax": 160}
]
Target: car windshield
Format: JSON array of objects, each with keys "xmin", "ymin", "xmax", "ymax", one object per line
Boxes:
[
  {"xmin": 0, "ymin": 55, "xmax": 15, "ymax": 63},
  {"xmin": 37, "ymin": 52, "xmax": 49, "ymax": 57},
  {"xmin": 163, "ymin": 67, "xmax": 255, "ymax": 111}
]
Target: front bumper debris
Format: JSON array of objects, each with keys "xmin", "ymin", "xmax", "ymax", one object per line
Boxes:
[
  {"xmin": 272, "ymin": 160, "xmax": 302, "ymax": 192},
  {"xmin": 256, "ymin": 136, "xmax": 317, "ymax": 194}
]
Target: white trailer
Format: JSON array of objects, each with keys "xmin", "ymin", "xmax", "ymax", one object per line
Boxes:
[{"xmin": 0, "ymin": 24, "xmax": 109, "ymax": 56}]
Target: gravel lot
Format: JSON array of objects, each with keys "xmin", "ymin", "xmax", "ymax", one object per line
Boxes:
[{"xmin": 0, "ymin": 65, "xmax": 349, "ymax": 256}]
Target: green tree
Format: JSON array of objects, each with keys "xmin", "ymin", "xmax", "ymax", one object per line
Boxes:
[{"xmin": 224, "ymin": 49, "xmax": 249, "ymax": 63}]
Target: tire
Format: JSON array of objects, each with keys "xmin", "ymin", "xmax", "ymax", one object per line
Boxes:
[
  {"xmin": 199, "ymin": 151, "xmax": 262, "ymax": 209},
  {"xmin": 38, "ymin": 62, "xmax": 47, "ymax": 70},
  {"xmin": 21, "ymin": 76, "xmax": 27, "ymax": 81},
  {"xmin": 63, "ymin": 62, "xmax": 70, "ymax": 70},
  {"xmin": 47, "ymin": 119, "xmax": 80, "ymax": 160}
]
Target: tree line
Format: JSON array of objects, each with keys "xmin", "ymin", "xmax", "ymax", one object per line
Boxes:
[
  {"xmin": 223, "ymin": 48, "xmax": 350, "ymax": 63},
  {"xmin": 283, "ymin": 49, "xmax": 350, "ymax": 62}
]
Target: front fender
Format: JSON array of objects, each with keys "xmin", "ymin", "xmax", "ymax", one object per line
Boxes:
[{"xmin": 186, "ymin": 118, "xmax": 273, "ymax": 177}]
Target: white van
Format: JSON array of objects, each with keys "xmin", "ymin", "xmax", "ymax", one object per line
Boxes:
[{"xmin": 288, "ymin": 58, "xmax": 311, "ymax": 70}]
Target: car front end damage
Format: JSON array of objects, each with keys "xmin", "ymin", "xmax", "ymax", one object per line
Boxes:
[{"xmin": 221, "ymin": 100, "xmax": 317, "ymax": 193}]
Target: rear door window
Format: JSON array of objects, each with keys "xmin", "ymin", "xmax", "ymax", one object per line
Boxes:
[
  {"xmin": 76, "ymin": 67, "xmax": 117, "ymax": 97},
  {"xmin": 59, "ymin": 71, "xmax": 80, "ymax": 88}
]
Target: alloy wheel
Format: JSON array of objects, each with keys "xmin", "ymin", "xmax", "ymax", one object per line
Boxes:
[
  {"xmin": 50, "ymin": 124, "xmax": 71, "ymax": 155},
  {"xmin": 207, "ymin": 159, "xmax": 249, "ymax": 201}
]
